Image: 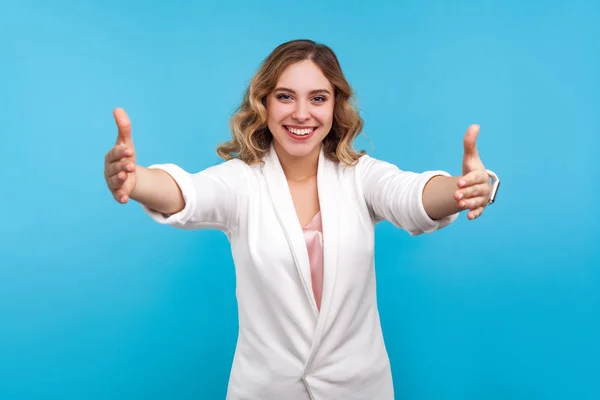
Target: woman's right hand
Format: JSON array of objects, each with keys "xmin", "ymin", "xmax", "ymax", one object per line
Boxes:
[{"xmin": 104, "ymin": 108, "xmax": 137, "ymax": 204}]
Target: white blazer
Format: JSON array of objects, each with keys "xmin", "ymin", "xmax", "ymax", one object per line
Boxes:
[{"xmin": 143, "ymin": 143, "xmax": 457, "ymax": 399}]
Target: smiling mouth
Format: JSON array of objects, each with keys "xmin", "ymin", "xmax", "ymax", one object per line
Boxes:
[{"xmin": 284, "ymin": 126, "xmax": 317, "ymax": 137}]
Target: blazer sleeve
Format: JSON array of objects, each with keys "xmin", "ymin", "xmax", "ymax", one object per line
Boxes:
[
  {"xmin": 358, "ymin": 155, "xmax": 458, "ymax": 236},
  {"xmin": 140, "ymin": 159, "xmax": 246, "ymax": 234}
]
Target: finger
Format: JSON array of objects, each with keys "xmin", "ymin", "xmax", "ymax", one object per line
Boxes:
[
  {"xmin": 114, "ymin": 108, "xmax": 133, "ymax": 145},
  {"xmin": 467, "ymin": 206, "xmax": 485, "ymax": 220},
  {"xmin": 104, "ymin": 145, "xmax": 130, "ymax": 163},
  {"xmin": 463, "ymin": 124, "xmax": 480, "ymax": 159},
  {"xmin": 105, "ymin": 145, "xmax": 134, "ymax": 164},
  {"xmin": 457, "ymin": 170, "xmax": 488, "ymax": 188},
  {"xmin": 114, "ymin": 189, "xmax": 129, "ymax": 204},
  {"xmin": 106, "ymin": 159, "xmax": 136, "ymax": 178},
  {"xmin": 107, "ymin": 171, "xmax": 128, "ymax": 191},
  {"xmin": 458, "ymin": 196, "xmax": 488, "ymax": 210},
  {"xmin": 455, "ymin": 183, "xmax": 490, "ymax": 201}
]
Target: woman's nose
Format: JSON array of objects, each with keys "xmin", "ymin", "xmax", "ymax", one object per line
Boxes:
[{"xmin": 292, "ymin": 102, "xmax": 310, "ymax": 122}]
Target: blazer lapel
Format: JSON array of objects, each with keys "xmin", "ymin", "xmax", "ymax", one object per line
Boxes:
[
  {"xmin": 262, "ymin": 144, "xmax": 317, "ymax": 315},
  {"xmin": 313, "ymin": 149, "xmax": 340, "ymax": 333},
  {"xmin": 301, "ymin": 148, "xmax": 342, "ymax": 367}
]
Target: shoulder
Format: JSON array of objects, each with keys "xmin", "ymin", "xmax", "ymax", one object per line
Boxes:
[
  {"xmin": 203, "ymin": 157, "xmax": 253, "ymax": 176},
  {"xmin": 339, "ymin": 154, "xmax": 399, "ymax": 176}
]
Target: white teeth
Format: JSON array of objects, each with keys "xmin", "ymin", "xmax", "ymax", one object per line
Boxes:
[{"xmin": 287, "ymin": 127, "xmax": 314, "ymax": 136}]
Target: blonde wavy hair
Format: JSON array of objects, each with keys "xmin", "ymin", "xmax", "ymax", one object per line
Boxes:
[{"xmin": 216, "ymin": 39, "xmax": 365, "ymax": 166}]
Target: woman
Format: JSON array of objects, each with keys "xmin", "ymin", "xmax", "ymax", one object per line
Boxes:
[{"xmin": 104, "ymin": 39, "xmax": 499, "ymax": 400}]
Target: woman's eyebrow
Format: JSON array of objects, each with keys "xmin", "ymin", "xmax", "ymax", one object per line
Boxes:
[{"xmin": 274, "ymin": 87, "xmax": 331, "ymax": 95}]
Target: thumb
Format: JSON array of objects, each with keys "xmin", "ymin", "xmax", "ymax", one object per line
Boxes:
[
  {"xmin": 463, "ymin": 124, "xmax": 480, "ymax": 159},
  {"xmin": 113, "ymin": 107, "xmax": 133, "ymax": 145}
]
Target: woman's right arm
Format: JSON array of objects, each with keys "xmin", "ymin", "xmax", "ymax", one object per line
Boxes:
[
  {"xmin": 104, "ymin": 108, "xmax": 184, "ymax": 215},
  {"xmin": 105, "ymin": 107, "xmax": 245, "ymax": 233},
  {"xmin": 130, "ymin": 166, "xmax": 184, "ymax": 215}
]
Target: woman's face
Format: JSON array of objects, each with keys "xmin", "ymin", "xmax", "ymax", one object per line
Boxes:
[{"xmin": 266, "ymin": 59, "xmax": 335, "ymax": 161}]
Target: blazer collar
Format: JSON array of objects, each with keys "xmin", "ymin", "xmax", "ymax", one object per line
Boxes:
[{"xmin": 261, "ymin": 142, "xmax": 341, "ymax": 323}]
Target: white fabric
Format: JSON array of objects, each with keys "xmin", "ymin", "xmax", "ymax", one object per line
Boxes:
[{"xmin": 143, "ymin": 144, "xmax": 458, "ymax": 399}]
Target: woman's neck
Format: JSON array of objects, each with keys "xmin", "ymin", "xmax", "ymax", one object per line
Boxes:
[{"xmin": 274, "ymin": 143, "xmax": 320, "ymax": 182}]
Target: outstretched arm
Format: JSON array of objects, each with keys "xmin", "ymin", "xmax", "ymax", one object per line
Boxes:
[
  {"xmin": 423, "ymin": 124, "xmax": 492, "ymax": 221},
  {"xmin": 104, "ymin": 108, "xmax": 185, "ymax": 214}
]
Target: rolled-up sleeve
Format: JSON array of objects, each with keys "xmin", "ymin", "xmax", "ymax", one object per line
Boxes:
[
  {"xmin": 358, "ymin": 155, "xmax": 458, "ymax": 236},
  {"xmin": 141, "ymin": 159, "xmax": 246, "ymax": 234}
]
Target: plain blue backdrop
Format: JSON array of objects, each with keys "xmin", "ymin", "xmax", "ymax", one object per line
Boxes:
[{"xmin": 1, "ymin": 0, "xmax": 599, "ymax": 399}]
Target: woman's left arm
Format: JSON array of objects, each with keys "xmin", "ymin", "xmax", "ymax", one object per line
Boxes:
[{"xmin": 422, "ymin": 124, "xmax": 492, "ymax": 221}]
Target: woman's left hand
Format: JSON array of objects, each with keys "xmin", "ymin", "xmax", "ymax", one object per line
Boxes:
[{"xmin": 454, "ymin": 124, "xmax": 492, "ymax": 220}]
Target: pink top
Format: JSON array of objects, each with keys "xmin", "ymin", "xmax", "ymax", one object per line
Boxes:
[{"xmin": 302, "ymin": 211, "xmax": 324, "ymax": 311}]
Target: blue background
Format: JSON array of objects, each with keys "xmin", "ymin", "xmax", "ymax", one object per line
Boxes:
[{"xmin": 1, "ymin": 0, "xmax": 599, "ymax": 399}]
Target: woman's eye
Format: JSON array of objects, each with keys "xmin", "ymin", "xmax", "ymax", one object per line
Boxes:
[
  {"xmin": 313, "ymin": 96, "xmax": 326, "ymax": 103},
  {"xmin": 277, "ymin": 94, "xmax": 292, "ymax": 101}
]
